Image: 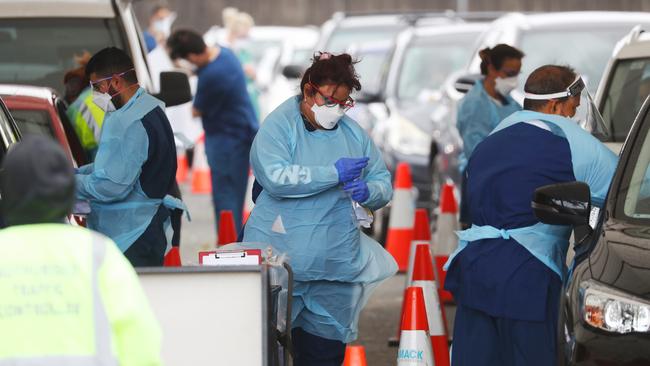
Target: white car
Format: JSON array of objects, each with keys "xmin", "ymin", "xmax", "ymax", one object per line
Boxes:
[
  {"xmin": 443, "ymin": 11, "xmax": 650, "ymax": 149},
  {"xmin": 466, "ymin": 12, "xmax": 650, "ymax": 94},
  {"xmin": 0, "ymin": 0, "xmax": 190, "ymax": 105},
  {"xmin": 595, "ymin": 26, "xmax": 650, "ymax": 151}
]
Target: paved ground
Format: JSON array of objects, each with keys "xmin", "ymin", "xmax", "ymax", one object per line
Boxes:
[{"xmin": 177, "ymin": 182, "xmax": 456, "ymax": 365}]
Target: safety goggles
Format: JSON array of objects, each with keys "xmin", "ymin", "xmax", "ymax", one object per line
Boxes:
[
  {"xmin": 89, "ymin": 68, "xmax": 134, "ymax": 92},
  {"xmin": 309, "ymin": 82, "xmax": 355, "ymax": 110},
  {"xmin": 524, "ymin": 76, "xmax": 585, "ymax": 100}
]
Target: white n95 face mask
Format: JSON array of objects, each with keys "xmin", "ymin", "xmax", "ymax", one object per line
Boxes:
[
  {"xmin": 311, "ymin": 103, "xmax": 344, "ymax": 130},
  {"xmin": 92, "ymin": 90, "xmax": 116, "ymax": 113},
  {"xmin": 495, "ymin": 76, "xmax": 518, "ymax": 96}
]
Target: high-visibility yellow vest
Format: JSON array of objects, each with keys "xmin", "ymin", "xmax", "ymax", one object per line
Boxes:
[
  {"xmin": 0, "ymin": 224, "xmax": 162, "ymax": 366},
  {"xmin": 67, "ymin": 88, "xmax": 105, "ymax": 157}
]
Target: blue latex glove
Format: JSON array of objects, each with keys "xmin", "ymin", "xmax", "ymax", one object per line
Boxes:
[
  {"xmin": 343, "ymin": 180, "xmax": 370, "ymax": 203},
  {"xmin": 335, "ymin": 157, "xmax": 369, "ymax": 183}
]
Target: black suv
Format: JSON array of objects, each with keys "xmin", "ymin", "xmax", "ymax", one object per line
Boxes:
[{"xmin": 533, "ymin": 98, "xmax": 650, "ymax": 364}]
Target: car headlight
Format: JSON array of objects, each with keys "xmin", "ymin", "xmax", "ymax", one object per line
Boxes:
[
  {"xmin": 387, "ymin": 115, "xmax": 431, "ymax": 157},
  {"xmin": 581, "ymin": 281, "xmax": 650, "ymax": 334}
]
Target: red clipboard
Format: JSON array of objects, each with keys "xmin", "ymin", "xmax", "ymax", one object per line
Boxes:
[{"xmin": 198, "ymin": 249, "xmax": 262, "ymax": 266}]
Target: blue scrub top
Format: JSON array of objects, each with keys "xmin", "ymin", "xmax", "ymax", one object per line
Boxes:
[
  {"xmin": 194, "ymin": 47, "xmax": 258, "ymax": 143},
  {"xmin": 457, "ymin": 81, "xmax": 521, "ymax": 160}
]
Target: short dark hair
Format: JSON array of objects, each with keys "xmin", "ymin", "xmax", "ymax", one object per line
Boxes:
[
  {"xmin": 300, "ymin": 52, "xmax": 361, "ymax": 97},
  {"xmin": 167, "ymin": 29, "xmax": 206, "ymax": 60},
  {"xmin": 479, "ymin": 44, "xmax": 525, "ymax": 76},
  {"xmin": 523, "ymin": 65, "xmax": 577, "ymax": 111},
  {"xmin": 85, "ymin": 47, "xmax": 137, "ymax": 84}
]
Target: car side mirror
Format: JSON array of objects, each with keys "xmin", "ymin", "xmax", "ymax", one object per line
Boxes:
[
  {"xmin": 156, "ymin": 71, "xmax": 192, "ymax": 107},
  {"xmin": 532, "ymin": 182, "xmax": 591, "ymax": 226},
  {"xmin": 454, "ymin": 73, "xmax": 481, "ymax": 94},
  {"xmin": 282, "ymin": 65, "xmax": 304, "ymax": 79}
]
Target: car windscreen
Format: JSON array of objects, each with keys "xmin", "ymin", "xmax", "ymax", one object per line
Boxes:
[
  {"xmin": 0, "ymin": 18, "xmax": 127, "ymax": 94},
  {"xmin": 355, "ymin": 48, "xmax": 391, "ymax": 97},
  {"xmin": 601, "ymin": 58, "xmax": 650, "ymax": 142},
  {"xmin": 8, "ymin": 109, "xmax": 55, "ymax": 138},
  {"xmin": 325, "ymin": 26, "xmax": 402, "ymax": 54},
  {"xmin": 397, "ymin": 32, "xmax": 477, "ymax": 101},
  {"xmin": 518, "ymin": 26, "xmax": 637, "ymax": 94}
]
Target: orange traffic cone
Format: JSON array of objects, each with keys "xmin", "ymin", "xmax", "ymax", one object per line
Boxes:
[
  {"xmin": 385, "ymin": 163, "xmax": 415, "ymax": 272},
  {"xmin": 433, "ymin": 183, "xmax": 459, "ymax": 304},
  {"xmin": 397, "ymin": 287, "xmax": 434, "ymax": 365},
  {"xmin": 191, "ymin": 134, "xmax": 212, "ymax": 194},
  {"xmin": 412, "ymin": 244, "xmax": 450, "ymax": 366},
  {"xmin": 217, "ymin": 210, "xmax": 237, "ymax": 246},
  {"xmin": 164, "ymin": 246, "xmax": 182, "ymax": 267},
  {"xmin": 389, "ymin": 208, "xmax": 431, "ymax": 347},
  {"xmin": 176, "ymin": 151, "xmax": 189, "ymax": 184},
  {"xmin": 343, "ymin": 345, "xmax": 367, "ymax": 366},
  {"xmin": 242, "ymin": 169, "xmax": 255, "ymax": 225},
  {"xmin": 406, "ymin": 209, "xmax": 431, "ymax": 287}
]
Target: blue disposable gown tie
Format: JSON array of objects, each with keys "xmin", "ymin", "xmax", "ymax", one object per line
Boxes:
[
  {"xmin": 243, "ymin": 96, "xmax": 397, "ymax": 342},
  {"xmin": 457, "ymin": 81, "xmax": 521, "ymax": 163},
  {"xmin": 446, "ymin": 110, "xmax": 618, "ymax": 279},
  {"xmin": 75, "ymin": 88, "xmax": 186, "ymax": 252}
]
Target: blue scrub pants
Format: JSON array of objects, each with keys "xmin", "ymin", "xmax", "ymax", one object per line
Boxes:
[
  {"xmin": 291, "ymin": 327, "xmax": 346, "ymax": 366},
  {"xmin": 124, "ymin": 205, "xmax": 169, "ymax": 267},
  {"xmin": 204, "ymin": 134, "xmax": 251, "ymax": 233},
  {"xmin": 451, "ymin": 283, "xmax": 560, "ymax": 366}
]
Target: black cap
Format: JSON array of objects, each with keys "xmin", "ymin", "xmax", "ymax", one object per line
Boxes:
[{"xmin": 0, "ymin": 135, "xmax": 75, "ymax": 226}]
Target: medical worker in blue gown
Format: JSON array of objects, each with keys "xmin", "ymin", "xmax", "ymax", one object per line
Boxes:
[
  {"xmin": 445, "ymin": 65, "xmax": 618, "ymax": 365},
  {"xmin": 243, "ymin": 52, "xmax": 397, "ymax": 365},
  {"xmin": 75, "ymin": 47, "xmax": 185, "ymax": 267},
  {"xmin": 456, "ymin": 44, "xmax": 524, "ymax": 226}
]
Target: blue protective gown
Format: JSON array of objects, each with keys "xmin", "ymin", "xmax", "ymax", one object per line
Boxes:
[
  {"xmin": 445, "ymin": 110, "xmax": 618, "ymax": 365},
  {"xmin": 76, "ymin": 88, "xmax": 185, "ymax": 252},
  {"xmin": 457, "ymin": 81, "xmax": 522, "ymax": 161},
  {"xmin": 243, "ymin": 96, "xmax": 397, "ymax": 343}
]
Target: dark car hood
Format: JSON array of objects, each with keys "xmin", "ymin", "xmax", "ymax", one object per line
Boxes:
[{"xmin": 589, "ymin": 222, "xmax": 650, "ymax": 301}]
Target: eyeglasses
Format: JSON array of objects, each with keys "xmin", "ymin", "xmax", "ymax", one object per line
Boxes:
[
  {"xmin": 309, "ymin": 82, "xmax": 355, "ymax": 110},
  {"xmin": 89, "ymin": 69, "xmax": 134, "ymax": 92}
]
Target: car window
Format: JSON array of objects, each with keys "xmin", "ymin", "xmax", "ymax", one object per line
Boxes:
[
  {"xmin": 0, "ymin": 18, "xmax": 127, "ymax": 94},
  {"xmin": 245, "ymin": 40, "xmax": 283, "ymax": 66},
  {"xmin": 616, "ymin": 108, "xmax": 650, "ymax": 220},
  {"xmin": 601, "ymin": 58, "xmax": 650, "ymax": 142},
  {"xmin": 397, "ymin": 32, "xmax": 477, "ymax": 101},
  {"xmin": 325, "ymin": 26, "xmax": 402, "ymax": 53},
  {"xmin": 9, "ymin": 109, "xmax": 55, "ymax": 138},
  {"xmin": 518, "ymin": 27, "xmax": 638, "ymax": 93},
  {"xmin": 355, "ymin": 48, "xmax": 391, "ymax": 97}
]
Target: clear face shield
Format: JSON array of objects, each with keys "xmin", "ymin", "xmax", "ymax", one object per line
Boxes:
[{"xmin": 525, "ymin": 76, "xmax": 611, "ymax": 140}]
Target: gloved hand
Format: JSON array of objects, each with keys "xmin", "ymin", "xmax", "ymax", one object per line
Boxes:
[
  {"xmin": 335, "ymin": 157, "xmax": 369, "ymax": 183},
  {"xmin": 343, "ymin": 180, "xmax": 370, "ymax": 203}
]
